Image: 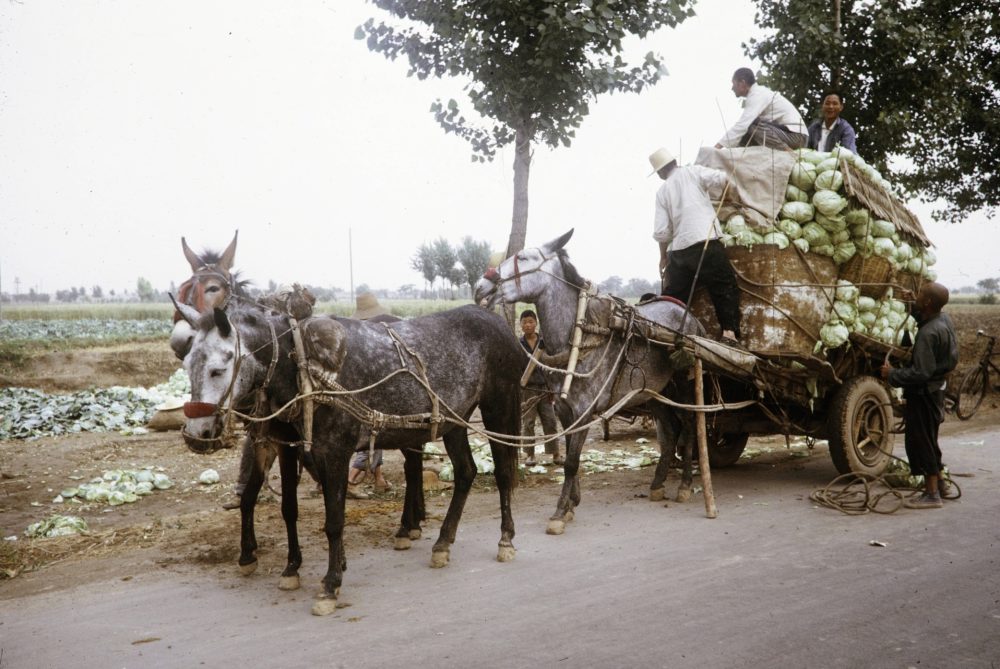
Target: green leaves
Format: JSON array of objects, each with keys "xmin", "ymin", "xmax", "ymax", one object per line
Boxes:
[
  {"xmin": 746, "ymin": 0, "xmax": 999, "ymax": 223},
  {"xmin": 358, "ymin": 0, "xmax": 696, "ymax": 160}
]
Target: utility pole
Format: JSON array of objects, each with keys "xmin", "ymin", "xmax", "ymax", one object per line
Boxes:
[
  {"xmin": 348, "ymin": 226, "xmax": 355, "ymax": 304},
  {"xmin": 832, "ymin": 0, "xmax": 842, "ymax": 89}
]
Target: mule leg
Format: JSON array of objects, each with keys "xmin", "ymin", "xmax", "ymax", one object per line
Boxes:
[
  {"xmin": 489, "ymin": 438, "xmax": 517, "ymax": 562},
  {"xmin": 649, "ymin": 407, "xmax": 681, "ymax": 502},
  {"xmin": 547, "ymin": 427, "xmax": 586, "ymax": 535},
  {"xmin": 312, "ymin": 449, "xmax": 350, "ymax": 617},
  {"xmin": 394, "ymin": 447, "xmax": 425, "ymax": 550},
  {"xmin": 238, "ymin": 439, "xmax": 267, "ymax": 575},
  {"xmin": 276, "ymin": 445, "xmax": 302, "ymax": 590},
  {"xmin": 430, "ymin": 430, "xmax": 477, "ymax": 568}
]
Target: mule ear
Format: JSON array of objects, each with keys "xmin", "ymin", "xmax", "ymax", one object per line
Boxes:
[
  {"xmin": 543, "ymin": 229, "xmax": 574, "ymax": 254},
  {"xmin": 213, "ymin": 307, "xmax": 232, "ymax": 338},
  {"xmin": 218, "ymin": 230, "xmax": 238, "ymax": 273},
  {"xmin": 182, "ymin": 237, "xmax": 203, "ymax": 273},
  {"xmin": 170, "ymin": 292, "xmax": 200, "ymax": 326}
]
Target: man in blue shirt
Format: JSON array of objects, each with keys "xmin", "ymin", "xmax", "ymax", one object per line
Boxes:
[{"xmin": 807, "ymin": 91, "xmax": 858, "ymax": 153}]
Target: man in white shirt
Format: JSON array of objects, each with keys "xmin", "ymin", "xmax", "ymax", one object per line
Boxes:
[
  {"xmin": 650, "ymin": 147, "xmax": 741, "ymax": 342},
  {"xmin": 715, "ymin": 67, "xmax": 807, "ymax": 151}
]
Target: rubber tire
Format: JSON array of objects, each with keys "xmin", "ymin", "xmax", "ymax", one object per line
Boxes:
[
  {"xmin": 707, "ymin": 432, "xmax": 749, "ymax": 469},
  {"xmin": 826, "ymin": 376, "xmax": 894, "ymax": 476},
  {"xmin": 956, "ymin": 366, "xmax": 987, "ymax": 421}
]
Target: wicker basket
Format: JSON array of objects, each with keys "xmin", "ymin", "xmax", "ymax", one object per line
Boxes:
[{"xmin": 839, "ymin": 253, "xmax": 894, "ymax": 299}]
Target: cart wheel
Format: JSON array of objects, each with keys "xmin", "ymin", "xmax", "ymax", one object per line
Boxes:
[
  {"xmin": 956, "ymin": 366, "xmax": 987, "ymax": 421},
  {"xmin": 826, "ymin": 376, "xmax": 894, "ymax": 476},
  {"xmin": 707, "ymin": 432, "xmax": 749, "ymax": 468}
]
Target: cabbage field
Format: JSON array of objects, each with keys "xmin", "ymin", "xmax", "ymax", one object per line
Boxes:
[{"xmin": 0, "ymin": 318, "xmax": 172, "ymax": 342}]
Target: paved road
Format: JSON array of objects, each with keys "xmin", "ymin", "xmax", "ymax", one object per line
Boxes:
[{"xmin": 2, "ymin": 428, "xmax": 999, "ymax": 668}]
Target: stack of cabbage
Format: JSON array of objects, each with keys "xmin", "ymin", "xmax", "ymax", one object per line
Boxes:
[
  {"xmin": 816, "ymin": 280, "xmax": 918, "ymax": 351},
  {"xmin": 720, "ymin": 147, "xmax": 937, "ymax": 284}
]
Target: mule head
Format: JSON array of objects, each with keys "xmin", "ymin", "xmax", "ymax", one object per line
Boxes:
[
  {"xmin": 479, "ymin": 229, "xmax": 575, "ymax": 307},
  {"xmin": 181, "ymin": 307, "xmax": 254, "ymax": 454}
]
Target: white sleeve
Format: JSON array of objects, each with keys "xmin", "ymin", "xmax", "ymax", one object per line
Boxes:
[
  {"xmin": 717, "ymin": 87, "xmax": 769, "ymax": 147},
  {"xmin": 692, "ymin": 165, "xmax": 729, "ymax": 191},
  {"xmin": 652, "ymin": 187, "xmax": 673, "ymax": 245}
]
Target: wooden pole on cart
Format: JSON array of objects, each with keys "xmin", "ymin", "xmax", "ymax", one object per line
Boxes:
[{"xmin": 694, "ymin": 358, "xmax": 718, "ymax": 518}]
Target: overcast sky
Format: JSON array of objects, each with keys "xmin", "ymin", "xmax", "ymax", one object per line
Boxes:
[{"xmin": 1, "ymin": 0, "xmax": 996, "ymax": 299}]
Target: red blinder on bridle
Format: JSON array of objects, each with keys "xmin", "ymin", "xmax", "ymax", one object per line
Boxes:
[
  {"xmin": 483, "ymin": 267, "xmax": 500, "ymax": 282},
  {"xmin": 183, "ymin": 402, "xmax": 217, "ymax": 419}
]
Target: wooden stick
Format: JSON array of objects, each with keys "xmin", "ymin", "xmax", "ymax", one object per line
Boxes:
[
  {"xmin": 560, "ymin": 285, "xmax": 591, "ymax": 399},
  {"xmin": 694, "ymin": 358, "xmax": 718, "ymax": 518},
  {"xmin": 288, "ymin": 316, "xmax": 315, "ymax": 450},
  {"xmin": 520, "ymin": 346, "xmax": 542, "ymax": 387}
]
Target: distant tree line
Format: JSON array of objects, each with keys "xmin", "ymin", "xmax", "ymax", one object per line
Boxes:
[{"xmin": 411, "ymin": 236, "xmax": 493, "ymax": 299}]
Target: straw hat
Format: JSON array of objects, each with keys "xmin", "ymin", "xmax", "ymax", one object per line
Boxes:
[
  {"xmin": 648, "ymin": 147, "xmax": 677, "ymax": 175},
  {"xmin": 351, "ymin": 292, "xmax": 389, "ymax": 320}
]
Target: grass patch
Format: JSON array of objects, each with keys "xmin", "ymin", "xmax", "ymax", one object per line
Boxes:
[{"xmin": 1, "ymin": 303, "xmax": 174, "ymax": 320}]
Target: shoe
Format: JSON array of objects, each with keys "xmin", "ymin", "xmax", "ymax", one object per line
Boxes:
[
  {"xmin": 903, "ymin": 492, "xmax": 943, "ymax": 509},
  {"xmin": 221, "ymin": 495, "xmax": 242, "ymax": 510},
  {"xmin": 374, "ymin": 480, "xmax": 394, "ymax": 493},
  {"xmin": 938, "ymin": 477, "xmax": 955, "ymax": 500},
  {"xmin": 347, "ymin": 483, "xmax": 369, "ymax": 500}
]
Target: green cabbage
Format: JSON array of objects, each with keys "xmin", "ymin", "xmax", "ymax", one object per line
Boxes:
[
  {"xmin": 776, "ymin": 219, "xmax": 802, "ymax": 239},
  {"xmin": 872, "ymin": 237, "xmax": 896, "ymax": 258},
  {"xmin": 833, "ymin": 240, "xmax": 857, "ymax": 264},
  {"xmin": 923, "ymin": 268, "xmax": 938, "ymax": 281},
  {"xmin": 835, "ymin": 280, "xmax": 860, "ymax": 303},
  {"xmin": 785, "ymin": 185, "xmax": 809, "ymax": 203},
  {"xmin": 830, "ymin": 229, "xmax": 851, "ymax": 245},
  {"xmin": 894, "ymin": 242, "xmax": 913, "ymax": 262},
  {"xmin": 724, "ymin": 215, "xmax": 749, "ymax": 235},
  {"xmin": 812, "ymin": 189, "xmax": 848, "ymax": 217},
  {"xmin": 853, "ymin": 322, "xmax": 868, "ymax": 335},
  {"xmin": 845, "ymin": 209, "xmax": 871, "ymax": 227},
  {"xmin": 762, "ymin": 231, "xmax": 790, "ymax": 249},
  {"xmin": 833, "ymin": 300, "xmax": 857, "ymax": 324},
  {"xmin": 792, "ymin": 237, "xmax": 810, "ymax": 253},
  {"xmin": 858, "ymin": 296, "xmax": 877, "ymax": 312},
  {"xmin": 814, "ymin": 169, "xmax": 844, "ymax": 191},
  {"xmin": 781, "ymin": 200, "xmax": 815, "ymax": 223},
  {"xmin": 871, "ymin": 219, "xmax": 895, "ymax": 238},
  {"xmin": 790, "ymin": 162, "xmax": 817, "ymax": 191},
  {"xmin": 922, "ymin": 249, "xmax": 937, "ymax": 266},
  {"xmin": 801, "ymin": 222, "xmax": 831, "ymax": 246},
  {"xmin": 797, "ymin": 149, "xmax": 830, "ymax": 165},
  {"xmin": 858, "ymin": 310, "xmax": 878, "ymax": 327},
  {"xmin": 816, "ymin": 212, "xmax": 848, "ymax": 233},
  {"xmin": 812, "ymin": 244, "xmax": 835, "ymax": 257},
  {"xmin": 820, "ymin": 321, "xmax": 850, "ymax": 349}
]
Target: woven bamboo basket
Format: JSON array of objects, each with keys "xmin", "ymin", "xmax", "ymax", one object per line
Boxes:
[{"xmin": 838, "ymin": 253, "xmax": 894, "ymax": 299}]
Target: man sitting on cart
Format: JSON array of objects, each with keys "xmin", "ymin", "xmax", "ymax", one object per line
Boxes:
[
  {"xmin": 649, "ymin": 147, "xmax": 741, "ymax": 344},
  {"xmin": 881, "ymin": 282, "xmax": 958, "ymax": 509}
]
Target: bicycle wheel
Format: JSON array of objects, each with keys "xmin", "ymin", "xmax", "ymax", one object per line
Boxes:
[{"xmin": 956, "ymin": 366, "xmax": 988, "ymax": 420}]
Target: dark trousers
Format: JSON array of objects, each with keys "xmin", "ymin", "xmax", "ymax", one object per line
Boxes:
[
  {"xmin": 740, "ymin": 118, "xmax": 807, "ymax": 150},
  {"xmin": 903, "ymin": 388, "xmax": 944, "ymax": 477},
  {"xmin": 662, "ymin": 239, "xmax": 741, "ymax": 338},
  {"xmin": 522, "ymin": 388, "xmax": 559, "ymax": 455}
]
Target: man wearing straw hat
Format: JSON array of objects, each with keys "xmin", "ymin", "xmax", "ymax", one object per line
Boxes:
[
  {"xmin": 649, "ymin": 147, "xmax": 741, "ymax": 343},
  {"xmin": 346, "ymin": 292, "xmax": 399, "ymax": 498}
]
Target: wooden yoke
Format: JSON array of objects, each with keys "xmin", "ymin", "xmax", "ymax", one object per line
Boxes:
[{"xmin": 288, "ymin": 315, "xmax": 315, "ymax": 451}]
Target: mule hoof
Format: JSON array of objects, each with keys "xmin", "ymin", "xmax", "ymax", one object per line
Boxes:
[
  {"xmin": 496, "ymin": 545, "xmax": 516, "ymax": 563},
  {"xmin": 278, "ymin": 575, "xmax": 300, "ymax": 591},
  {"xmin": 546, "ymin": 519, "xmax": 566, "ymax": 535},
  {"xmin": 649, "ymin": 487, "xmax": 665, "ymax": 502},
  {"xmin": 430, "ymin": 550, "xmax": 450, "ymax": 568},
  {"xmin": 394, "ymin": 536, "xmax": 412, "ymax": 551},
  {"xmin": 239, "ymin": 561, "xmax": 258, "ymax": 576},
  {"xmin": 408, "ymin": 529, "xmax": 422, "ymax": 540},
  {"xmin": 676, "ymin": 487, "xmax": 692, "ymax": 504},
  {"xmin": 311, "ymin": 597, "xmax": 339, "ymax": 617}
]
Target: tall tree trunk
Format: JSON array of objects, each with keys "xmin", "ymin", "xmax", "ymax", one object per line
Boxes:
[{"xmin": 503, "ymin": 121, "xmax": 533, "ymax": 328}]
